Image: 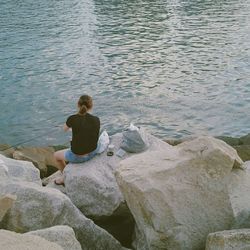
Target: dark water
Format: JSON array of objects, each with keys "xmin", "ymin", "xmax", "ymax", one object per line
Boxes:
[{"xmin": 0, "ymin": 0, "xmax": 250, "ymax": 146}]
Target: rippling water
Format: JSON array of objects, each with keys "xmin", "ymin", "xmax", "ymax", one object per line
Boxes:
[{"xmin": 0, "ymin": 0, "xmax": 250, "ymax": 146}]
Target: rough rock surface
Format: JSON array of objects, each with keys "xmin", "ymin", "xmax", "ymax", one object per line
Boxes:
[
  {"xmin": 0, "ymin": 144, "xmax": 15, "ymax": 158},
  {"xmin": 42, "ymin": 171, "xmax": 66, "ymax": 193},
  {"xmin": 0, "ymin": 181, "xmax": 124, "ymax": 250},
  {"xmin": 206, "ymin": 229, "xmax": 250, "ymax": 250},
  {"xmin": 166, "ymin": 133, "xmax": 250, "ymax": 162},
  {"xmin": 233, "ymin": 145, "xmax": 250, "ymax": 162},
  {"xmin": 26, "ymin": 225, "xmax": 81, "ymax": 250},
  {"xmin": 63, "ymin": 133, "xmax": 171, "ymax": 218},
  {"xmin": 13, "ymin": 146, "xmax": 58, "ymax": 177},
  {"xmin": 228, "ymin": 161, "xmax": 250, "ymax": 229},
  {"xmin": 0, "ymin": 229, "xmax": 63, "ymax": 250},
  {"xmin": 0, "ymin": 154, "xmax": 41, "ymax": 184},
  {"xmin": 116, "ymin": 136, "xmax": 244, "ymax": 250},
  {"xmin": 0, "ymin": 194, "xmax": 16, "ymax": 222}
]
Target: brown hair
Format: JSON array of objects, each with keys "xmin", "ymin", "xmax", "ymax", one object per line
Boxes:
[{"xmin": 78, "ymin": 95, "xmax": 93, "ymax": 115}]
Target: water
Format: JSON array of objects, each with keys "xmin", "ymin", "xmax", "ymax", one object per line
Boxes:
[{"xmin": 0, "ymin": 0, "xmax": 250, "ymax": 147}]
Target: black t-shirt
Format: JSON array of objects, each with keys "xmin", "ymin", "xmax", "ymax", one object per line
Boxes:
[{"xmin": 66, "ymin": 113, "xmax": 100, "ymax": 155}]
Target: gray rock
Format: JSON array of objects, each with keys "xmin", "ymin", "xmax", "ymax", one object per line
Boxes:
[
  {"xmin": 0, "ymin": 154, "xmax": 41, "ymax": 184},
  {"xmin": 0, "ymin": 181, "xmax": 124, "ymax": 250},
  {"xmin": 0, "ymin": 194, "xmax": 16, "ymax": 222},
  {"xmin": 116, "ymin": 136, "xmax": 244, "ymax": 250},
  {"xmin": 228, "ymin": 161, "xmax": 250, "ymax": 229},
  {"xmin": 13, "ymin": 146, "xmax": 58, "ymax": 177},
  {"xmin": 63, "ymin": 133, "xmax": 169, "ymax": 218},
  {"xmin": 43, "ymin": 171, "xmax": 66, "ymax": 194},
  {"xmin": 0, "ymin": 229, "xmax": 63, "ymax": 250},
  {"xmin": 26, "ymin": 225, "xmax": 81, "ymax": 250},
  {"xmin": 206, "ymin": 229, "xmax": 250, "ymax": 250}
]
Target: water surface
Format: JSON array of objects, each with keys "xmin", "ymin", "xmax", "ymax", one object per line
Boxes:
[{"xmin": 0, "ymin": 0, "xmax": 250, "ymax": 146}]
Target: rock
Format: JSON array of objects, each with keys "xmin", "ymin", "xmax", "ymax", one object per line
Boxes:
[
  {"xmin": 26, "ymin": 225, "xmax": 81, "ymax": 250},
  {"xmin": 13, "ymin": 146, "xmax": 59, "ymax": 178},
  {"xmin": 239, "ymin": 134, "xmax": 250, "ymax": 145},
  {"xmin": 0, "ymin": 144, "xmax": 15, "ymax": 158},
  {"xmin": 233, "ymin": 145, "xmax": 250, "ymax": 161},
  {"xmin": 206, "ymin": 229, "xmax": 250, "ymax": 250},
  {"xmin": 116, "ymin": 136, "xmax": 244, "ymax": 250},
  {"xmin": 164, "ymin": 138, "xmax": 183, "ymax": 146},
  {"xmin": 0, "ymin": 180, "xmax": 124, "ymax": 250},
  {"xmin": 42, "ymin": 171, "xmax": 66, "ymax": 193},
  {"xmin": 228, "ymin": 161, "xmax": 250, "ymax": 229},
  {"xmin": 63, "ymin": 133, "xmax": 171, "ymax": 218},
  {"xmin": 166, "ymin": 134, "xmax": 250, "ymax": 148},
  {"xmin": 0, "ymin": 194, "xmax": 16, "ymax": 222},
  {"xmin": 0, "ymin": 154, "xmax": 41, "ymax": 184},
  {"xmin": 0, "ymin": 229, "xmax": 63, "ymax": 250},
  {"xmin": 216, "ymin": 136, "xmax": 241, "ymax": 146}
]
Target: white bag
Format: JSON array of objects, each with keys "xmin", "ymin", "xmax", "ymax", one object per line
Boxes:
[
  {"xmin": 121, "ymin": 123, "xmax": 149, "ymax": 153},
  {"xmin": 96, "ymin": 130, "xmax": 110, "ymax": 154}
]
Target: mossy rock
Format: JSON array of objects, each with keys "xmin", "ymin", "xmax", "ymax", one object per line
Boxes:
[
  {"xmin": 239, "ymin": 134, "xmax": 250, "ymax": 145},
  {"xmin": 233, "ymin": 145, "xmax": 250, "ymax": 162},
  {"xmin": 216, "ymin": 136, "xmax": 241, "ymax": 146}
]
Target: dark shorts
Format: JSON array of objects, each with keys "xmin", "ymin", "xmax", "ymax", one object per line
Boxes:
[{"xmin": 64, "ymin": 148, "xmax": 98, "ymax": 163}]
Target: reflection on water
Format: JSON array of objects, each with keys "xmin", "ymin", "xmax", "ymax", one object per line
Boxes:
[{"xmin": 0, "ymin": 0, "xmax": 250, "ymax": 146}]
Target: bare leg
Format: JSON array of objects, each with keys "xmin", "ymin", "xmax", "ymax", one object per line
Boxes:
[{"xmin": 53, "ymin": 149, "xmax": 68, "ymax": 185}]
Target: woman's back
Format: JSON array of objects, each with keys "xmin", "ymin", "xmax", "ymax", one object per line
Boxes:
[{"xmin": 66, "ymin": 113, "xmax": 100, "ymax": 155}]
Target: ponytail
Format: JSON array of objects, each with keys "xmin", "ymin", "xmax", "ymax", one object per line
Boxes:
[
  {"xmin": 79, "ymin": 104, "xmax": 88, "ymax": 115},
  {"xmin": 78, "ymin": 95, "xmax": 93, "ymax": 116}
]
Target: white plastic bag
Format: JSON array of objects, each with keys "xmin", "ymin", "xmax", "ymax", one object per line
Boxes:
[
  {"xmin": 121, "ymin": 123, "xmax": 149, "ymax": 153},
  {"xmin": 96, "ymin": 130, "xmax": 110, "ymax": 154}
]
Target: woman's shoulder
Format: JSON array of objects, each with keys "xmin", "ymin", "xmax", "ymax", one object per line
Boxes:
[
  {"xmin": 87, "ymin": 113, "xmax": 100, "ymax": 122},
  {"xmin": 67, "ymin": 113, "xmax": 79, "ymax": 119}
]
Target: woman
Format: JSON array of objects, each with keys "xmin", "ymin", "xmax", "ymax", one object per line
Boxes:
[{"xmin": 54, "ymin": 95, "xmax": 100, "ymax": 185}]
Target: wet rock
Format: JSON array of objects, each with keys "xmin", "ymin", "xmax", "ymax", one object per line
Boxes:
[
  {"xmin": 0, "ymin": 144, "xmax": 15, "ymax": 158},
  {"xmin": 239, "ymin": 134, "xmax": 250, "ymax": 145},
  {"xmin": 233, "ymin": 145, "xmax": 250, "ymax": 162},
  {"xmin": 216, "ymin": 136, "xmax": 241, "ymax": 146}
]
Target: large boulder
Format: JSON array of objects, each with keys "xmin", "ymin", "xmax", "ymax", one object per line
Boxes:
[
  {"xmin": 0, "ymin": 154, "xmax": 41, "ymax": 184},
  {"xmin": 26, "ymin": 225, "xmax": 81, "ymax": 250},
  {"xmin": 0, "ymin": 229, "xmax": 63, "ymax": 250},
  {"xmin": 206, "ymin": 229, "xmax": 250, "ymax": 250},
  {"xmin": 13, "ymin": 146, "xmax": 58, "ymax": 177},
  {"xmin": 0, "ymin": 180, "xmax": 124, "ymax": 250},
  {"xmin": 116, "ymin": 136, "xmax": 244, "ymax": 250},
  {"xmin": 0, "ymin": 194, "xmax": 16, "ymax": 222},
  {"xmin": 63, "ymin": 133, "xmax": 171, "ymax": 218}
]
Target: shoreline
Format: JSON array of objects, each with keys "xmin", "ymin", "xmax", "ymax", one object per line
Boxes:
[
  {"xmin": 1, "ymin": 133, "xmax": 250, "ymax": 178},
  {"xmin": 1, "ymin": 133, "xmax": 250, "ymax": 151}
]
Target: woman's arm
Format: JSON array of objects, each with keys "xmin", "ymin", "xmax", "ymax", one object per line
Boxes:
[{"xmin": 63, "ymin": 123, "xmax": 70, "ymax": 132}]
